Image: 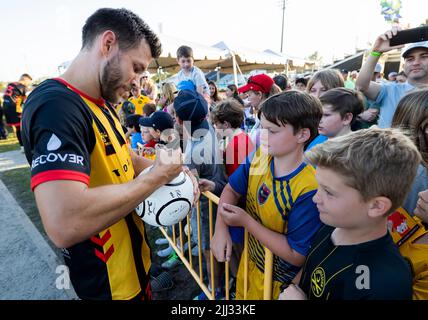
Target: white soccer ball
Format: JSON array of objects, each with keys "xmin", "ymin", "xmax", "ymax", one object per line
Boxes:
[{"xmin": 135, "ymin": 166, "xmax": 194, "ymax": 227}]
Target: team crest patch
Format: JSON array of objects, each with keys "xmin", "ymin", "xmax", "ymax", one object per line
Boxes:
[
  {"xmin": 387, "ymin": 207, "xmax": 420, "ymax": 246},
  {"xmin": 257, "ymin": 183, "xmax": 271, "ymax": 204},
  {"xmin": 311, "ymin": 267, "xmax": 325, "ymax": 298}
]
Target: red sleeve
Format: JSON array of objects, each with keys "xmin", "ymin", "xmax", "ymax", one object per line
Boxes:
[
  {"xmin": 225, "ymin": 132, "xmax": 255, "ymax": 177},
  {"xmin": 31, "ymin": 170, "xmax": 89, "ymax": 191},
  {"xmin": 144, "ymin": 140, "xmax": 157, "ymax": 148}
]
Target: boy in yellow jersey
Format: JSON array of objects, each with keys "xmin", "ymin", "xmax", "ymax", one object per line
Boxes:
[{"xmin": 211, "ymin": 90, "xmax": 323, "ymax": 299}]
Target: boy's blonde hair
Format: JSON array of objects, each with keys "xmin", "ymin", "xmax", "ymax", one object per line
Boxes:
[{"xmin": 305, "ymin": 128, "xmax": 421, "ymax": 214}]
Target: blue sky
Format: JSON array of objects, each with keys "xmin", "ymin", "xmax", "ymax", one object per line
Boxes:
[{"xmin": 0, "ymin": 0, "xmax": 426, "ymax": 82}]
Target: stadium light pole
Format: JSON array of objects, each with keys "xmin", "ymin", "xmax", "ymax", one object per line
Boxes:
[{"xmin": 280, "ymin": 0, "xmax": 288, "ymax": 53}]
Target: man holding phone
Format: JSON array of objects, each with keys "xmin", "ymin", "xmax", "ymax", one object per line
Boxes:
[{"xmin": 356, "ymin": 26, "xmax": 428, "ymax": 128}]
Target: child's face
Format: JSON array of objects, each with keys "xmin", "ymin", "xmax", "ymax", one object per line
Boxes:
[
  {"xmin": 225, "ymin": 87, "xmax": 233, "ymax": 97},
  {"xmin": 177, "ymin": 56, "xmax": 194, "ymax": 72},
  {"xmin": 313, "ymin": 166, "xmax": 369, "ymax": 228},
  {"xmin": 148, "ymin": 127, "xmax": 161, "ymax": 140},
  {"xmin": 319, "ymin": 104, "xmax": 348, "ymax": 138},
  {"xmin": 213, "ymin": 121, "xmax": 233, "ymax": 138},
  {"xmin": 396, "ymin": 75, "xmax": 407, "ymax": 83},
  {"xmin": 260, "ymin": 114, "xmax": 303, "ymax": 157},
  {"xmin": 246, "ymin": 90, "xmax": 263, "ymax": 109},
  {"xmin": 141, "ymin": 126, "xmax": 154, "ymax": 142},
  {"xmin": 309, "ymin": 80, "xmax": 327, "ymax": 98},
  {"xmin": 295, "ymin": 82, "xmax": 306, "ymax": 91},
  {"xmin": 209, "ymin": 84, "xmax": 216, "ymax": 97},
  {"xmin": 213, "ymin": 121, "xmax": 227, "ymax": 130}
]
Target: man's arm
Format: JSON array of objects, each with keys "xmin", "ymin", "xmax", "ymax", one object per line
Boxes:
[
  {"xmin": 194, "ymin": 67, "xmax": 209, "ymax": 96},
  {"xmin": 356, "ymin": 26, "xmax": 404, "ymax": 100},
  {"xmin": 35, "ymin": 148, "xmax": 183, "ymax": 248},
  {"xmin": 356, "ymin": 54, "xmax": 382, "ymax": 101}
]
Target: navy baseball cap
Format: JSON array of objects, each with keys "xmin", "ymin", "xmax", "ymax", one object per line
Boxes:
[
  {"xmin": 173, "ymin": 89, "xmax": 209, "ymax": 134},
  {"xmin": 139, "ymin": 111, "xmax": 174, "ymax": 132}
]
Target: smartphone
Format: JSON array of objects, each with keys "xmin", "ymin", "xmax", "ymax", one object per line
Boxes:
[{"xmin": 390, "ymin": 25, "xmax": 428, "ymax": 46}]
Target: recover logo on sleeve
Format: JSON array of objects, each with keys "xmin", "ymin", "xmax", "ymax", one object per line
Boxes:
[{"xmin": 31, "ymin": 133, "xmax": 85, "ymax": 169}]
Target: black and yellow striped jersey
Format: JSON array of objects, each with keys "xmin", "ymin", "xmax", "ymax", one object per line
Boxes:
[{"xmin": 22, "ymin": 78, "xmax": 152, "ymax": 300}]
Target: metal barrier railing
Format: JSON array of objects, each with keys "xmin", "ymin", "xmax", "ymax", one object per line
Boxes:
[{"xmin": 159, "ymin": 191, "xmax": 274, "ymax": 300}]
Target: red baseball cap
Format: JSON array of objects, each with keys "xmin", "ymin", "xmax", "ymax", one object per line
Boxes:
[{"xmin": 238, "ymin": 74, "xmax": 274, "ymax": 94}]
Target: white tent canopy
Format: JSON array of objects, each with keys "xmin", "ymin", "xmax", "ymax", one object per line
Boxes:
[
  {"xmin": 149, "ymin": 35, "xmax": 295, "ymax": 74},
  {"xmin": 59, "ymin": 34, "xmax": 313, "ymax": 85}
]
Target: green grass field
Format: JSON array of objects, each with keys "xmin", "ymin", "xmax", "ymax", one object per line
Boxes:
[{"xmin": 0, "ymin": 126, "xmax": 19, "ymax": 153}]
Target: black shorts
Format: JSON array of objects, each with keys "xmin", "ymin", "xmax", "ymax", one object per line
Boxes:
[{"xmin": 3, "ymin": 100, "xmax": 21, "ymax": 125}]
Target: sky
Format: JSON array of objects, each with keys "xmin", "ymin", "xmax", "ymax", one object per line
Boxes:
[{"xmin": 0, "ymin": 0, "xmax": 426, "ymax": 82}]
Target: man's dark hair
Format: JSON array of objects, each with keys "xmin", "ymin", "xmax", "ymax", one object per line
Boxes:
[
  {"xmin": 273, "ymin": 74, "xmax": 288, "ymax": 91},
  {"xmin": 259, "ymin": 90, "xmax": 322, "ymax": 147},
  {"xmin": 20, "ymin": 73, "xmax": 32, "ymax": 81},
  {"xmin": 176, "ymin": 45, "xmax": 193, "ymax": 59},
  {"xmin": 81, "ymin": 8, "xmax": 162, "ymax": 58}
]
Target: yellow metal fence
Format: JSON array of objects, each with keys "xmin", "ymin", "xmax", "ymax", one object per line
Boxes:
[{"xmin": 159, "ymin": 191, "xmax": 274, "ymax": 300}]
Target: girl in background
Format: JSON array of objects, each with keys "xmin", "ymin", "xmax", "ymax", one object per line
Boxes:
[{"xmin": 391, "ymin": 88, "xmax": 428, "ymax": 300}]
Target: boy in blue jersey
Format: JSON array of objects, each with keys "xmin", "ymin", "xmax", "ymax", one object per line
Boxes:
[{"xmin": 211, "ymin": 90, "xmax": 323, "ymax": 299}]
